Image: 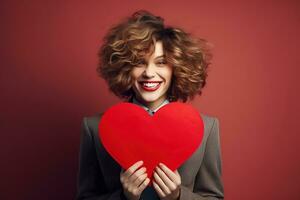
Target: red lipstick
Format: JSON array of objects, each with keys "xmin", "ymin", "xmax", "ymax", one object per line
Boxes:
[{"xmin": 139, "ymin": 81, "xmax": 162, "ymax": 92}]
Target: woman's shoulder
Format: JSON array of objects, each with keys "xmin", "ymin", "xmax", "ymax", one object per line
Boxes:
[
  {"xmin": 81, "ymin": 112, "xmax": 104, "ymax": 134},
  {"xmin": 199, "ymin": 113, "xmax": 220, "ymax": 138},
  {"xmin": 200, "ymin": 113, "xmax": 219, "ymax": 127}
]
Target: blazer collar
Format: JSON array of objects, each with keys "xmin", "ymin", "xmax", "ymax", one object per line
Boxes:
[{"xmin": 131, "ymin": 97, "xmax": 170, "ymax": 113}]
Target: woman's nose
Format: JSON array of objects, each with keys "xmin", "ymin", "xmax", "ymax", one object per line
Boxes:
[{"xmin": 142, "ymin": 63, "xmax": 156, "ymax": 78}]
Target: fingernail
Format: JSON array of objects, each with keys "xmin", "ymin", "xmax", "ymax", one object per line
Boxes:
[{"xmin": 159, "ymin": 163, "xmax": 163, "ymax": 167}]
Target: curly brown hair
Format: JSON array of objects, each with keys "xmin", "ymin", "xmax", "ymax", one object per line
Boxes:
[{"xmin": 97, "ymin": 10, "xmax": 212, "ymax": 102}]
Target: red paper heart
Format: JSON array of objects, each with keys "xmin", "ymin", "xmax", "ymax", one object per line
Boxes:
[{"xmin": 99, "ymin": 102, "xmax": 204, "ymax": 181}]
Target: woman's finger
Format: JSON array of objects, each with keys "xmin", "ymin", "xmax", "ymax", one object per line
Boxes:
[
  {"xmin": 132, "ymin": 173, "xmax": 148, "ymax": 188},
  {"xmin": 153, "ymin": 170, "xmax": 171, "ymax": 195},
  {"xmin": 158, "ymin": 163, "xmax": 181, "ymax": 186},
  {"xmin": 128, "ymin": 167, "xmax": 146, "ymax": 183},
  {"xmin": 137, "ymin": 177, "xmax": 150, "ymax": 193},
  {"xmin": 158, "ymin": 163, "xmax": 181, "ymax": 185},
  {"xmin": 153, "ymin": 180, "xmax": 166, "ymax": 198},
  {"xmin": 155, "ymin": 166, "xmax": 177, "ymax": 191},
  {"xmin": 123, "ymin": 160, "xmax": 144, "ymax": 179}
]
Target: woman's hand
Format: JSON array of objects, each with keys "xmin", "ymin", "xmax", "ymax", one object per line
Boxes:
[
  {"xmin": 120, "ymin": 160, "xmax": 150, "ymax": 200},
  {"xmin": 152, "ymin": 163, "xmax": 181, "ymax": 200}
]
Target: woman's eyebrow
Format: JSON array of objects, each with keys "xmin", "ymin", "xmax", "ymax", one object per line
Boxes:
[
  {"xmin": 154, "ymin": 55, "xmax": 165, "ymax": 59},
  {"xmin": 139, "ymin": 55, "xmax": 165, "ymax": 62}
]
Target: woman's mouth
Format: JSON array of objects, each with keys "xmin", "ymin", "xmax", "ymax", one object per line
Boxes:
[{"xmin": 139, "ymin": 81, "xmax": 162, "ymax": 91}]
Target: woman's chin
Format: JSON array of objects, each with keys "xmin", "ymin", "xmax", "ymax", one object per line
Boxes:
[{"xmin": 139, "ymin": 96, "xmax": 158, "ymax": 104}]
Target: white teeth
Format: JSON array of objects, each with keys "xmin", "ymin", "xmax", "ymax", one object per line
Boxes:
[{"xmin": 142, "ymin": 82, "xmax": 160, "ymax": 88}]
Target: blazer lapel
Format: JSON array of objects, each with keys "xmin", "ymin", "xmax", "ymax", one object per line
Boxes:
[{"xmin": 93, "ymin": 115, "xmax": 123, "ymax": 191}]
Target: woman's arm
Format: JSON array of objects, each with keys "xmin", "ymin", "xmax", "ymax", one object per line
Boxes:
[
  {"xmin": 76, "ymin": 117, "xmax": 127, "ymax": 200},
  {"xmin": 179, "ymin": 117, "xmax": 224, "ymax": 200}
]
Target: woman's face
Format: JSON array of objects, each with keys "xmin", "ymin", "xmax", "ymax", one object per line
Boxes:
[{"xmin": 131, "ymin": 41, "xmax": 173, "ymax": 109}]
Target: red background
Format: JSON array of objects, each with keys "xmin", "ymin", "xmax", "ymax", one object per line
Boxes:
[{"xmin": 1, "ymin": 1, "xmax": 300, "ymax": 199}]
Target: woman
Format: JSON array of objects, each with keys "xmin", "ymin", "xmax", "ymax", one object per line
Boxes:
[{"xmin": 76, "ymin": 10, "xmax": 224, "ymax": 200}]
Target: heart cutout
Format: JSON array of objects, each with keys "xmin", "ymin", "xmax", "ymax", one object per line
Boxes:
[{"xmin": 99, "ymin": 102, "xmax": 204, "ymax": 181}]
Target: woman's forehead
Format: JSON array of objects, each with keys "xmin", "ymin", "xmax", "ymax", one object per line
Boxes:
[{"xmin": 142, "ymin": 41, "xmax": 165, "ymax": 60}]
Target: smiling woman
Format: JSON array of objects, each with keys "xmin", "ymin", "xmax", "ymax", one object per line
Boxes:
[
  {"xmin": 76, "ymin": 10, "xmax": 224, "ymax": 200},
  {"xmin": 97, "ymin": 10, "xmax": 212, "ymax": 104},
  {"xmin": 131, "ymin": 41, "xmax": 173, "ymax": 110}
]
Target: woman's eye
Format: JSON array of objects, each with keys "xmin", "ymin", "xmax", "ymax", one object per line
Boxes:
[
  {"xmin": 157, "ymin": 60, "xmax": 167, "ymax": 65},
  {"xmin": 136, "ymin": 60, "xmax": 147, "ymax": 66}
]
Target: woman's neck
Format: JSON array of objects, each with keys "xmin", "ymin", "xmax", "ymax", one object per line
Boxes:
[{"xmin": 134, "ymin": 95, "xmax": 168, "ymax": 111}]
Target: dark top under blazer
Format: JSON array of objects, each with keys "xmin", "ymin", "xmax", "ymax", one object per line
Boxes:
[{"xmin": 76, "ymin": 112, "xmax": 224, "ymax": 200}]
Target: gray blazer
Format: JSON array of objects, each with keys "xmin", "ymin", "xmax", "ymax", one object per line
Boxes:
[{"xmin": 76, "ymin": 112, "xmax": 224, "ymax": 200}]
